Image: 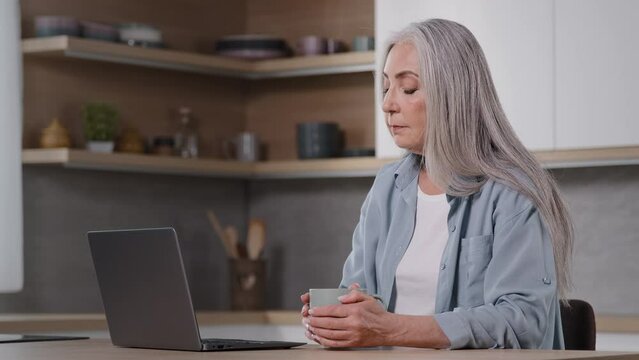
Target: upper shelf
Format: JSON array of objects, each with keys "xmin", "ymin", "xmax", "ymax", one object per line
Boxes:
[
  {"xmin": 22, "ymin": 146, "xmax": 639, "ymax": 180},
  {"xmin": 21, "ymin": 36, "xmax": 376, "ymax": 79}
]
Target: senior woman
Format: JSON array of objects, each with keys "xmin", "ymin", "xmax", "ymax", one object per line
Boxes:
[{"xmin": 300, "ymin": 18, "xmax": 573, "ymax": 350}]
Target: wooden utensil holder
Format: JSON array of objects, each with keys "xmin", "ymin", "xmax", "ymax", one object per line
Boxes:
[{"xmin": 229, "ymin": 258, "xmax": 266, "ymax": 310}]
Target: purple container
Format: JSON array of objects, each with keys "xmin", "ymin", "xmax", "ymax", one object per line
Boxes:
[
  {"xmin": 296, "ymin": 36, "xmax": 327, "ymax": 56},
  {"xmin": 35, "ymin": 16, "xmax": 80, "ymax": 37},
  {"xmin": 81, "ymin": 21, "xmax": 118, "ymax": 42}
]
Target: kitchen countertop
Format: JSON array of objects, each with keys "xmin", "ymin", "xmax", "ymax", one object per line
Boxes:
[
  {"xmin": 1, "ymin": 312, "xmax": 639, "ymax": 354},
  {"xmin": 0, "ymin": 311, "xmax": 300, "ymax": 333},
  {"xmin": 0, "ymin": 312, "xmax": 638, "ymax": 333},
  {"xmin": 0, "ymin": 339, "xmax": 638, "ymax": 360}
]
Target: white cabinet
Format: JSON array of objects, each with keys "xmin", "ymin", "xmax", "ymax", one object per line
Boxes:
[
  {"xmin": 0, "ymin": 0, "xmax": 23, "ymax": 292},
  {"xmin": 555, "ymin": 0, "xmax": 639, "ymax": 149},
  {"xmin": 375, "ymin": 0, "xmax": 555, "ymax": 158}
]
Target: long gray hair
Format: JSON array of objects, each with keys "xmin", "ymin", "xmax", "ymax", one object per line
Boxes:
[{"xmin": 384, "ymin": 19, "xmax": 573, "ymax": 299}]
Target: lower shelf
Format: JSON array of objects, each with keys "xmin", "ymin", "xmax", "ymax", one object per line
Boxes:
[
  {"xmin": 535, "ymin": 146, "xmax": 639, "ymax": 169},
  {"xmin": 22, "ymin": 146, "xmax": 639, "ymax": 179},
  {"xmin": 22, "ymin": 148, "xmax": 394, "ymax": 179}
]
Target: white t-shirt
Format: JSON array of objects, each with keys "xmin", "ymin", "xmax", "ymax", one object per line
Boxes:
[{"xmin": 393, "ymin": 185, "xmax": 450, "ymax": 316}]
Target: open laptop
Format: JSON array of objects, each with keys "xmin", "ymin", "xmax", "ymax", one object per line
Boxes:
[{"xmin": 87, "ymin": 227, "xmax": 305, "ymax": 351}]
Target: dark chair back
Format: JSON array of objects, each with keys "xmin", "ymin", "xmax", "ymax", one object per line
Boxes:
[{"xmin": 560, "ymin": 299, "xmax": 596, "ymax": 350}]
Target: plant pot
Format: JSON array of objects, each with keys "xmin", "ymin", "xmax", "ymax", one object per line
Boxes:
[{"xmin": 86, "ymin": 141, "xmax": 114, "ymax": 153}]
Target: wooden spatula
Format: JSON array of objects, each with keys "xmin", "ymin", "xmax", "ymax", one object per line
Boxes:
[
  {"xmin": 224, "ymin": 225, "xmax": 240, "ymax": 259},
  {"xmin": 247, "ymin": 219, "xmax": 266, "ymax": 260},
  {"xmin": 207, "ymin": 210, "xmax": 236, "ymax": 258}
]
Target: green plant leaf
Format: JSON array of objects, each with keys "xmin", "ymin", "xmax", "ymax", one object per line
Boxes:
[{"xmin": 82, "ymin": 102, "xmax": 119, "ymax": 141}]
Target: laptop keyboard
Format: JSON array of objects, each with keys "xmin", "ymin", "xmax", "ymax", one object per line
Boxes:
[
  {"xmin": 203, "ymin": 338, "xmax": 267, "ymax": 345},
  {"xmin": 202, "ymin": 338, "xmax": 270, "ymax": 349}
]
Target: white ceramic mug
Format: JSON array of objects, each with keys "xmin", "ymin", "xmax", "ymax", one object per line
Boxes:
[
  {"xmin": 224, "ymin": 132, "xmax": 260, "ymax": 162},
  {"xmin": 309, "ymin": 288, "xmax": 381, "ymax": 308},
  {"xmin": 351, "ymin": 35, "xmax": 374, "ymax": 52}
]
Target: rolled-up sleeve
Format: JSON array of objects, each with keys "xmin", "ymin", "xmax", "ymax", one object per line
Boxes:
[{"xmin": 434, "ymin": 204, "xmax": 558, "ymax": 349}]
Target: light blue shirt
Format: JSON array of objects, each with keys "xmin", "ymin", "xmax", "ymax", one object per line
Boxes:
[{"xmin": 340, "ymin": 154, "xmax": 564, "ymax": 349}]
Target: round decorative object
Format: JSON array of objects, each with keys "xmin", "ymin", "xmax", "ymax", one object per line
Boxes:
[
  {"xmin": 117, "ymin": 127, "xmax": 145, "ymax": 153},
  {"xmin": 152, "ymin": 136, "xmax": 175, "ymax": 156},
  {"xmin": 40, "ymin": 118, "xmax": 71, "ymax": 148}
]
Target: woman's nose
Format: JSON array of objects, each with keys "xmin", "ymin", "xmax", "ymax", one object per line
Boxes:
[{"xmin": 382, "ymin": 90, "xmax": 398, "ymax": 114}]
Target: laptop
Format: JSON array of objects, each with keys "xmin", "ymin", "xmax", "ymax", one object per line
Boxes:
[{"xmin": 87, "ymin": 227, "xmax": 305, "ymax": 352}]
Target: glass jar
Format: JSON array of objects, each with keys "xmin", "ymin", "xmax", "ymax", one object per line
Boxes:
[{"xmin": 174, "ymin": 107, "xmax": 198, "ymax": 158}]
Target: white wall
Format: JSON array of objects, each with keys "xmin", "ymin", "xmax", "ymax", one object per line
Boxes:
[
  {"xmin": 0, "ymin": 0, "xmax": 24, "ymax": 292},
  {"xmin": 555, "ymin": 0, "xmax": 639, "ymax": 149},
  {"xmin": 375, "ymin": 0, "xmax": 639, "ymax": 157},
  {"xmin": 375, "ymin": 0, "xmax": 555, "ymax": 158}
]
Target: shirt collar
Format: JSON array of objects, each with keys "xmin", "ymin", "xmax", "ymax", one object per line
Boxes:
[
  {"xmin": 393, "ymin": 153, "xmax": 421, "ymax": 191},
  {"xmin": 393, "ymin": 153, "xmax": 467, "ymax": 205}
]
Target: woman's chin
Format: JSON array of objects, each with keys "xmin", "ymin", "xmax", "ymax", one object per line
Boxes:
[{"xmin": 392, "ymin": 139, "xmax": 422, "ymax": 153}]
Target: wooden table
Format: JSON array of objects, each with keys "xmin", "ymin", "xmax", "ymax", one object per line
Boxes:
[{"xmin": 0, "ymin": 339, "xmax": 638, "ymax": 360}]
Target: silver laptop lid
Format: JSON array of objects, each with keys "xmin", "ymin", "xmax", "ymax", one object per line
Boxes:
[{"xmin": 88, "ymin": 228, "xmax": 203, "ymax": 351}]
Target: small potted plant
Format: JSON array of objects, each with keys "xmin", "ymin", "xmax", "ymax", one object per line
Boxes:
[{"xmin": 82, "ymin": 102, "xmax": 119, "ymax": 153}]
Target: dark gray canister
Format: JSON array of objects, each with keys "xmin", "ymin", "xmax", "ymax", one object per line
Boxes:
[{"xmin": 296, "ymin": 122, "xmax": 340, "ymax": 159}]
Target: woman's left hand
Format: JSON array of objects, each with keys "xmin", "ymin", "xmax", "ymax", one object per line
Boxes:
[{"xmin": 303, "ymin": 290, "xmax": 396, "ymax": 348}]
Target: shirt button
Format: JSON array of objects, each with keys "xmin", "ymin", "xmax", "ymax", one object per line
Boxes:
[
  {"xmin": 449, "ymin": 225, "xmax": 456, "ymax": 232},
  {"xmin": 542, "ymin": 277, "xmax": 551, "ymax": 285},
  {"xmin": 440, "ymin": 264, "xmax": 447, "ymax": 270}
]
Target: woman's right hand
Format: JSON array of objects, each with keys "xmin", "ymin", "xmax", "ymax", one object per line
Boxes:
[
  {"xmin": 300, "ymin": 292, "xmax": 314, "ymax": 342},
  {"xmin": 300, "ymin": 292, "xmax": 310, "ymax": 317},
  {"xmin": 300, "ymin": 283, "xmax": 361, "ymax": 342}
]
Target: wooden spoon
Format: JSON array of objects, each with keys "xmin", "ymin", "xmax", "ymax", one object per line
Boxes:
[
  {"xmin": 224, "ymin": 226, "xmax": 240, "ymax": 259},
  {"xmin": 206, "ymin": 210, "xmax": 235, "ymax": 258},
  {"xmin": 247, "ymin": 219, "xmax": 266, "ymax": 260}
]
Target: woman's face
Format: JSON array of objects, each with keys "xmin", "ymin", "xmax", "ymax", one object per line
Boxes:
[{"xmin": 382, "ymin": 42, "xmax": 426, "ymax": 153}]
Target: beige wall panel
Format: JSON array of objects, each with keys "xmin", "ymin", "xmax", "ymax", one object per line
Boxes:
[
  {"xmin": 23, "ymin": 57, "xmax": 246, "ymax": 158},
  {"xmin": 246, "ymin": 73, "xmax": 375, "ymax": 160},
  {"xmin": 21, "ymin": 0, "xmax": 248, "ymax": 157},
  {"xmin": 245, "ymin": 0, "xmax": 375, "ymax": 160}
]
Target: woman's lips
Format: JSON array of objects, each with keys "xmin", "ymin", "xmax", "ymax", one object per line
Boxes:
[{"xmin": 390, "ymin": 125, "xmax": 408, "ymax": 133}]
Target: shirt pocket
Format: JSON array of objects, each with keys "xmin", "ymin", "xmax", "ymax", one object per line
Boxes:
[{"xmin": 458, "ymin": 234, "xmax": 494, "ymax": 308}]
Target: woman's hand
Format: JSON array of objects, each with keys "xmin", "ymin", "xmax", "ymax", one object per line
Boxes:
[
  {"xmin": 300, "ymin": 292, "xmax": 310, "ymax": 317},
  {"xmin": 300, "ymin": 283, "xmax": 361, "ymax": 344},
  {"xmin": 304, "ymin": 289, "xmax": 396, "ymax": 348},
  {"xmin": 301, "ymin": 290, "xmax": 323, "ymax": 343},
  {"xmin": 300, "ymin": 291, "xmax": 312, "ymax": 342}
]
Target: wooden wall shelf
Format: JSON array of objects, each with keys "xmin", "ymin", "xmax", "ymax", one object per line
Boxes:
[
  {"xmin": 22, "ymin": 36, "xmax": 376, "ymax": 79},
  {"xmin": 22, "ymin": 147, "xmax": 639, "ymax": 180},
  {"xmin": 22, "ymin": 148, "xmax": 255, "ymax": 178},
  {"xmin": 534, "ymin": 146, "xmax": 639, "ymax": 169},
  {"xmin": 23, "ymin": 146, "xmax": 639, "ymax": 179},
  {"xmin": 22, "ymin": 148, "xmax": 394, "ymax": 179}
]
